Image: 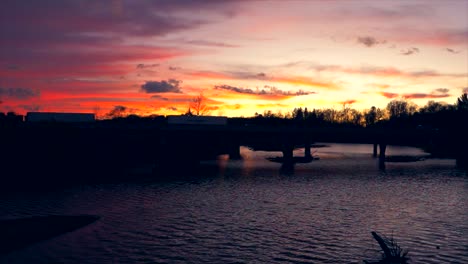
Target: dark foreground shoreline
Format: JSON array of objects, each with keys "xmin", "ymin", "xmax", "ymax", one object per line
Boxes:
[{"xmin": 0, "ymin": 215, "xmax": 99, "ymax": 256}]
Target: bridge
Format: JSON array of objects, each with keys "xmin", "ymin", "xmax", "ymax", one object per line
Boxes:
[
  {"xmin": 157, "ymin": 124, "xmax": 437, "ymax": 167},
  {"xmin": 0, "ymin": 121, "xmax": 464, "ymax": 188}
]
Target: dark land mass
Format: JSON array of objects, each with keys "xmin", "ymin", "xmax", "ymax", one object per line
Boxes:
[
  {"xmin": 1, "ymin": 95, "xmax": 467, "ymax": 190},
  {"xmin": 0, "ymin": 215, "xmax": 99, "ymax": 256}
]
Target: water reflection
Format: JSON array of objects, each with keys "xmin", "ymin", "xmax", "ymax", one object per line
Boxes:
[{"xmin": 0, "ymin": 144, "xmax": 466, "ymax": 264}]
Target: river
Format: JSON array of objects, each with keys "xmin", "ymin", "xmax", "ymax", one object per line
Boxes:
[{"xmin": 0, "ymin": 143, "xmax": 466, "ymax": 263}]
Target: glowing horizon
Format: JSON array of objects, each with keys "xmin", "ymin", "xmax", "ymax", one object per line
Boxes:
[{"xmin": 0, "ymin": 0, "xmax": 467, "ymax": 117}]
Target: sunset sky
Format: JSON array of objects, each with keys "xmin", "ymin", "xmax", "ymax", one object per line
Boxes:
[{"xmin": 0, "ymin": 0, "xmax": 467, "ymax": 117}]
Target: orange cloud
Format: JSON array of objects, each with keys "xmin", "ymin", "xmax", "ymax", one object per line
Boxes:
[
  {"xmin": 188, "ymin": 71, "xmax": 232, "ymax": 80},
  {"xmin": 271, "ymin": 76, "xmax": 341, "ymax": 90},
  {"xmin": 339, "ymin": 99, "xmax": 358, "ymax": 105}
]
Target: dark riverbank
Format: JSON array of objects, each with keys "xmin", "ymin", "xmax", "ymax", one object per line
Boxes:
[{"xmin": 0, "ymin": 215, "xmax": 99, "ymax": 256}]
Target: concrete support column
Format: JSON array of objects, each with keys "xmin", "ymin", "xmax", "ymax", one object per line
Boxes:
[
  {"xmin": 282, "ymin": 145, "xmax": 294, "ymax": 163},
  {"xmin": 304, "ymin": 141, "xmax": 312, "ymax": 159},
  {"xmin": 228, "ymin": 143, "xmax": 241, "ymax": 160},
  {"xmin": 378, "ymin": 143, "xmax": 387, "ymax": 169},
  {"xmin": 373, "ymin": 143, "xmax": 378, "ymax": 157}
]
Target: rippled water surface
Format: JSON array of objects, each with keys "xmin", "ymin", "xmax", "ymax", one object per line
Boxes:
[{"xmin": 1, "ymin": 144, "xmax": 467, "ymax": 263}]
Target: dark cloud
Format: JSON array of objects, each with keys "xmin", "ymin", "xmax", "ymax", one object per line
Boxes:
[
  {"xmin": 224, "ymin": 71, "xmax": 269, "ymax": 80},
  {"xmin": 166, "ymin": 106, "xmax": 178, "ymax": 111},
  {"xmin": 357, "ymin": 36, "xmax": 385, "ymax": 47},
  {"xmin": 214, "ymin": 84, "xmax": 314, "ymax": 96},
  {"xmin": 169, "ymin": 66, "xmax": 181, "ymax": 71},
  {"xmin": 150, "ymin": 95, "xmax": 169, "ymax": 101},
  {"xmin": 106, "ymin": 105, "xmax": 128, "ymax": 118},
  {"xmin": 257, "ymin": 72, "xmax": 267, "ymax": 78},
  {"xmin": 141, "ymin": 79, "xmax": 182, "ymax": 93},
  {"xmin": 403, "ymin": 93, "xmax": 449, "ymax": 99},
  {"xmin": 434, "ymin": 88, "xmax": 449, "ymax": 94},
  {"xmin": 215, "ymin": 85, "xmax": 256, "ymax": 94},
  {"xmin": 0, "ymin": 0, "xmax": 241, "ymax": 84},
  {"xmin": 0, "ymin": 87, "xmax": 40, "ymax": 99},
  {"xmin": 400, "ymin": 47, "xmax": 420, "ymax": 55},
  {"xmin": 0, "ymin": 1, "xmax": 240, "ymax": 44},
  {"xmin": 137, "ymin": 63, "xmax": 159, "ymax": 69},
  {"xmin": 19, "ymin": 104, "xmax": 41, "ymax": 111},
  {"xmin": 6, "ymin": 65, "xmax": 20, "ymax": 70},
  {"xmin": 446, "ymin": 48, "xmax": 460, "ymax": 54}
]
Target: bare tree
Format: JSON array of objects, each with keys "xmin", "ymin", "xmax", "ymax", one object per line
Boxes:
[
  {"xmin": 190, "ymin": 93, "xmax": 209, "ymax": 116},
  {"xmin": 386, "ymin": 99, "xmax": 417, "ymax": 119},
  {"xmin": 457, "ymin": 93, "xmax": 468, "ymax": 111},
  {"xmin": 92, "ymin": 105, "xmax": 101, "ymax": 119},
  {"xmin": 106, "ymin": 105, "xmax": 128, "ymax": 118}
]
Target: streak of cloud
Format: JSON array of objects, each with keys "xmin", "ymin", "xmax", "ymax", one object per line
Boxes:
[
  {"xmin": 380, "ymin": 88, "xmax": 450, "ymax": 99},
  {"xmin": 400, "ymin": 47, "xmax": 420, "ymax": 55},
  {"xmin": 446, "ymin": 48, "xmax": 461, "ymax": 54},
  {"xmin": 0, "ymin": 87, "xmax": 40, "ymax": 99},
  {"xmin": 141, "ymin": 80, "xmax": 182, "ymax": 93},
  {"xmin": 380, "ymin": 92, "xmax": 399, "ymax": 99},
  {"xmin": 214, "ymin": 84, "xmax": 314, "ymax": 97},
  {"xmin": 137, "ymin": 64, "xmax": 159, "ymax": 69},
  {"xmin": 339, "ymin": 99, "xmax": 357, "ymax": 105},
  {"xmin": 270, "ymin": 77, "xmax": 341, "ymax": 90},
  {"xmin": 184, "ymin": 40, "xmax": 240, "ymax": 48},
  {"xmin": 357, "ymin": 36, "xmax": 385, "ymax": 47}
]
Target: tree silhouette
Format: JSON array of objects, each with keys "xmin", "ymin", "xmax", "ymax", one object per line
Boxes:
[
  {"xmin": 457, "ymin": 93, "xmax": 468, "ymax": 111},
  {"xmin": 420, "ymin": 100, "xmax": 448, "ymax": 113},
  {"xmin": 292, "ymin": 107, "xmax": 304, "ymax": 120},
  {"xmin": 184, "ymin": 108, "xmax": 194, "ymax": 116},
  {"xmin": 365, "ymin": 106, "xmax": 378, "ymax": 126},
  {"xmin": 386, "ymin": 99, "xmax": 417, "ymax": 119},
  {"xmin": 190, "ymin": 93, "xmax": 209, "ymax": 116},
  {"xmin": 106, "ymin": 105, "xmax": 127, "ymax": 118}
]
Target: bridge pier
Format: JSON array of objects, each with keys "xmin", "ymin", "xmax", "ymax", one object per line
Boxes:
[
  {"xmin": 373, "ymin": 143, "xmax": 378, "ymax": 157},
  {"xmin": 228, "ymin": 142, "xmax": 241, "ymax": 160},
  {"xmin": 304, "ymin": 141, "xmax": 312, "ymax": 159},
  {"xmin": 379, "ymin": 143, "xmax": 387, "ymax": 169},
  {"xmin": 282, "ymin": 145, "xmax": 294, "ymax": 163}
]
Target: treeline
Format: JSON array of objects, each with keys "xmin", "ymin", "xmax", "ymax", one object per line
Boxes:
[{"xmin": 250, "ymin": 93, "xmax": 468, "ymax": 129}]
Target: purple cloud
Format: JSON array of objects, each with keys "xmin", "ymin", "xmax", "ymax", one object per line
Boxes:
[
  {"xmin": 446, "ymin": 48, "xmax": 461, "ymax": 54},
  {"xmin": 214, "ymin": 84, "xmax": 314, "ymax": 96},
  {"xmin": 0, "ymin": 87, "xmax": 40, "ymax": 99},
  {"xmin": 0, "ymin": 0, "xmax": 241, "ymax": 90},
  {"xmin": 137, "ymin": 64, "xmax": 159, "ymax": 69},
  {"xmin": 380, "ymin": 88, "xmax": 450, "ymax": 99},
  {"xmin": 400, "ymin": 47, "xmax": 420, "ymax": 55},
  {"xmin": 357, "ymin": 36, "xmax": 386, "ymax": 47},
  {"xmin": 185, "ymin": 40, "xmax": 240, "ymax": 48},
  {"xmin": 141, "ymin": 80, "xmax": 182, "ymax": 93}
]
